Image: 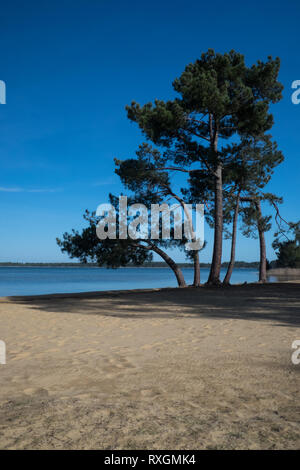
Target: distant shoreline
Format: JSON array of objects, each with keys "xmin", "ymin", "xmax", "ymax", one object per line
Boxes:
[{"xmin": 0, "ymin": 262, "xmax": 261, "ymax": 269}]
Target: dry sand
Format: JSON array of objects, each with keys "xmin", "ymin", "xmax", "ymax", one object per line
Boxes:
[{"xmin": 0, "ymin": 283, "xmax": 299, "ymax": 450}]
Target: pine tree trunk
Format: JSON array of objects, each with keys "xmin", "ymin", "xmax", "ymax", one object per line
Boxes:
[
  {"xmin": 149, "ymin": 243, "xmax": 187, "ymax": 287},
  {"xmin": 255, "ymin": 200, "xmax": 267, "ymax": 283},
  {"xmin": 208, "ymin": 164, "xmax": 223, "ymax": 285},
  {"xmin": 223, "ymin": 191, "xmax": 241, "ymax": 285},
  {"xmin": 193, "ymin": 250, "xmax": 201, "ymax": 286},
  {"xmin": 168, "ymin": 190, "xmax": 200, "ymax": 287}
]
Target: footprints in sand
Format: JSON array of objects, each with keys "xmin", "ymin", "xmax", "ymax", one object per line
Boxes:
[
  {"xmin": 23, "ymin": 387, "xmax": 49, "ymax": 397},
  {"xmin": 102, "ymin": 355, "xmax": 136, "ymax": 379}
]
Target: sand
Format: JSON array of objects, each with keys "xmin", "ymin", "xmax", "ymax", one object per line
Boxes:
[
  {"xmin": 0, "ymin": 283, "xmax": 299, "ymax": 450},
  {"xmin": 268, "ymin": 268, "xmax": 300, "ymax": 281}
]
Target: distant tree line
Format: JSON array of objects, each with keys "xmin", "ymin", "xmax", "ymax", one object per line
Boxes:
[{"xmin": 0, "ymin": 261, "xmax": 261, "ymax": 268}]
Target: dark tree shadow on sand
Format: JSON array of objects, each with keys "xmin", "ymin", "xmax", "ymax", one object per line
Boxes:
[{"xmin": 4, "ymin": 283, "xmax": 300, "ymax": 329}]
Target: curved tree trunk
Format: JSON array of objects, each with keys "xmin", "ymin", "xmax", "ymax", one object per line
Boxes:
[
  {"xmin": 223, "ymin": 190, "xmax": 241, "ymax": 285},
  {"xmin": 208, "ymin": 163, "xmax": 223, "ymax": 285},
  {"xmin": 147, "ymin": 242, "xmax": 187, "ymax": 287},
  {"xmin": 255, "ymin": 200, "xmax": 267, "ymax": 283},
  {"xmin": 168, "ymin": 189, "xmax": 201, "ymax": 287}
]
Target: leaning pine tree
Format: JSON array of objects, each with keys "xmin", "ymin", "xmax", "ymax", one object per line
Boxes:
[
  {"xmin": 57, "ymin": 192, "xmax": 189, "ymax": 288},
  {"xmin": 115, "ymin": 143, "xmax": 204, "ymax": 286}
]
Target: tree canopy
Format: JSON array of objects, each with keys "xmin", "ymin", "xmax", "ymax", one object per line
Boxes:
[
  {"xmin": 126, "ymin": 49, "xmax": 283, "ymax": 283},
  {"xmin": 58, "ymin": 49, "xmax": 286, "ymax": 287}
]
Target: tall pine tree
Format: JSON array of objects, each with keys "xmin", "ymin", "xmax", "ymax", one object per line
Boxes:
[{"xmin": 126, "ymin": 50, "xmax": 283, "ymax": 284}]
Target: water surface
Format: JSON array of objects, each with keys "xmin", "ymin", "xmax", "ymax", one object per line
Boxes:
[{"xmin": 0, "ymin": 266, "xmax": 263, "ymax": 297}]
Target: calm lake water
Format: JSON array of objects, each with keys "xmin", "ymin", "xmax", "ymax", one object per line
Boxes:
[{"xmin": 0, "ymin": 266, "xmax": 273, "ymax": 297}]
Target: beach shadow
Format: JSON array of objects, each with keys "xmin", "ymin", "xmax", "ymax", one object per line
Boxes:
[{"xmin": 4, "ymin": 282, "xmax": 300, "ymax": 329}]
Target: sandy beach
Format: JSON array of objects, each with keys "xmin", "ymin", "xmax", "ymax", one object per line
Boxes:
[{"xmin": 0, "ymin": 283, "xmax": 299, "ymax": 450}]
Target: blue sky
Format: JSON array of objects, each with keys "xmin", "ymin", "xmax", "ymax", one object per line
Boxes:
[{"xmin": 0, "ymin": 0, "xmax": 299, "ymax": 263}]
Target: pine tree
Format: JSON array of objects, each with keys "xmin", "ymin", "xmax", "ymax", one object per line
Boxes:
[
  {"xmin": 273, "ymin": 221, "xmax": 300, "ymax": 268},
  {"xmin": 57, "ymin": 193, "xmax": 188, "ymax": 287},
  {"xmin": 115, "ymin": 143, "xmax": 203, "ymax": 286},
  {"xmin": 222, "ymin": 135, "xmax": 284, "ymax": 284},
  {"xmin": 126, "ymin": 49, "xmax": 283, "ymax": 284}
]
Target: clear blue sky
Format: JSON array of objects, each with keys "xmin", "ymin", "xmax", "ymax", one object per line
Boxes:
[{"xmin": 0, "ymin": 0, "xmax": 299, "ymax": 263}]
